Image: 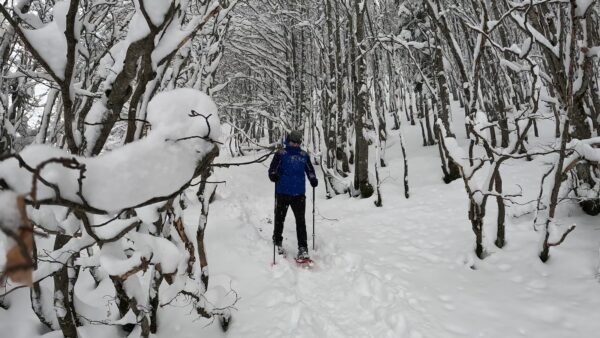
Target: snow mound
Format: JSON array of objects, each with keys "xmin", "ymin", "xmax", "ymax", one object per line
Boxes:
[
  {"xmin": 0, "ymin": 191, "xmax": 20, "ymax": 232},
  {"xmin": 0, "ymin": 89, "xmax": 220, "ymax": 212},
  {"xmin": 0, "ymin": 191, "xmax": 21, "ymax": 272},
  {"xmin": 22, "ymin": 22, "xmax": 67, "ymax": 80}
]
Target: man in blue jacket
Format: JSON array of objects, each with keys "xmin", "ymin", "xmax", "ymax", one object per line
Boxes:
[{"xmin": 268, "ymin": 131, "xmax": 318, "ymax": 260}]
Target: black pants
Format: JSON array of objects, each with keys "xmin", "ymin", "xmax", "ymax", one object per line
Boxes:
[{"xmin": 273, "ymin": 194, "xmax": 307, "ymax": 249}]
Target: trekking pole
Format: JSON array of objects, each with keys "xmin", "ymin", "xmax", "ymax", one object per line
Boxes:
[
  {"xmin": 273, "ymin": 186, "xmax": 277, "ymax": 266},
  {"xmin": 312, "ymin": 186, "xmax": 316, "ymax": 251}
]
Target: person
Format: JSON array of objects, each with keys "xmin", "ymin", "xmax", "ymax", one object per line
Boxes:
[{"xmin": 268, "ymin": 130, "xmax": 318, "ymax": 260}]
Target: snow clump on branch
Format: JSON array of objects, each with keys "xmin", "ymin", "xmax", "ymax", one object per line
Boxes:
[{"xmin": 0, "ymin": 88, "xmax": 221, "ymax": 213}]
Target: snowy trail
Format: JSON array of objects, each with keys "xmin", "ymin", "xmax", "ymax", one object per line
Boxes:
[
  {"xmin": 158, "ymin": 127, "xmax": 600, "ymax": 338},
  {"xmin": 3, "ymin": 125, "xmax": 599, "ymax": 338},
  {"xmin": 205, "ymin": 172, "xmax": 426, "ymax": 338}
]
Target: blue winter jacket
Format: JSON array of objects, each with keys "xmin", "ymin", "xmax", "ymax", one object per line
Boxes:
[{"xmin": 268, "ymin": 143, "xmax": 318, "ymax": 196}]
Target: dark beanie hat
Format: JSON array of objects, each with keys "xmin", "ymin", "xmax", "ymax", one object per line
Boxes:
[{"xmin": 288, "ymin": 130, "xmax": 303, "ymax": 144}]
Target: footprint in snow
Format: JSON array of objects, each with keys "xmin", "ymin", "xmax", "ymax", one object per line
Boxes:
[
  {"xmin": 510, "ymin": 275, "xmax": 524, "ymax": 283},
  {"xmin": 527, "ymin": 279, "xmax": 547, "ymax": 290},
  {"xmin": 498, "ymin": 263, "xmax": 512, "ymax": 271},
  {"xmin": 438, "ymin": 294, "xmax": 452, "ymax": 302}
]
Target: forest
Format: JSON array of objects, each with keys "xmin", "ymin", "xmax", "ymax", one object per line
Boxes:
[{"xmin": 1, "ymin": 0, "xmax": 599, "ymax": 337}]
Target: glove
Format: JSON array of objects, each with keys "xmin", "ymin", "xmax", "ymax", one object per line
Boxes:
[
  {"xmin": 269, "ymin": 172, "xmax": 279, "ymax": 182},
  {"xmin": 309, "ymin": 178, "xmax": 318, "ymax": 188}
]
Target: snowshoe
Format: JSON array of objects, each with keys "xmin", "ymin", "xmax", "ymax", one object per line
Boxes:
[
  {"xmin": 295, "ymin": 247, "xmax": 314, "ymax": 268},
  {"xmin": 295, "ymin": 257, "xmax": 314, "ymax": 269}
]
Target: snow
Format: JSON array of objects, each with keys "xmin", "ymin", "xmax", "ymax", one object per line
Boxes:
[
  {"xmin": 52, "ymin": 1, "xmax": 74, "ymax": 33},
  {"xmin": 0, "ymin": 191, "xmax": 20, "ymax": 272},
  {"xmin": 99, "ymin": 241, "xmax": 144, "ymax": 276},
  {"xmin": 175, "ymin": 125, "xmax": 600, "ymax": 337},
  {"xmin": 588, "ymin": 46, "xmax": 600, "ymax": 57},
  {"xmin": 125, "ymin": 0, "xmax": 172, "ymax": 44},
  {"xmin": 127, "ymin": 10, "xmax": 152, "ymax": 43},
  {"xmin": 14, "ymin": 3, "xmax": 43, "ymax": 29},
  {"xmin": 93, "ymin": 216, "xmax": 139, "ymax": 241},
  {"xmin": 151, "ymin": 18, "xmax": 190, "ymax": 66},
  {"xmin": 128, "ymin": 232, "xmax": 181, "ymax": 274},
  {"xmin": 141, "ymin": 0, "xmax": 172, "ymax": 27},
  {"xmin": 0, "ymin": 191, "xmax": 20, "ymax": 232},
  {"xmin": 510, "ymin": 13, "xmax": 559, "ymax": 57},
  {"xmin": 575, "ymin": 0, "xmax": 595, "ymax": 16},
  {"xmin": 520, "ymin": 37, "xmax": 532, "ymax": 58},
  {"xmin": 0, "ymin": 236, "xmax": 5, "ymax": 270},
  {"xmin": 83, "ymin": 101, "xmax": 108, "ymax": 155},
  {"xmin": 100, "ymin": 0, "xmax": 174, "ymax": 94},
  {"xmin": 0, "ymin": 89, "xmax": 220, "ymax": 212},
  {"xmin": 22, "ymin": 22, "xmax": 67, "ymax": 80},
  {"xmin": 151, "ymin": 2, "xmax": 221, "ymax": 68},
  {"xmin": 32, "ymin": 233, "xmax": 96, "ymax": 281},
  {"xmin": 147, "ymin": 87, "xmax": 221, "ymax": 140},
  {"xmin": 98, "ymin": 40, "xmax": 128, "ymax": 80},
  {"xmin": 19, "ymin": 0, "xmax": 84, "ymax": 80},
  {"xmin": 3, "ymin": 101, "xmax": 600, "ymax": 338}
]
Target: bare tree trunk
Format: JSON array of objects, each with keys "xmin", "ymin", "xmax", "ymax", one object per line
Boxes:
[
  {"xmin": 31, "ymin": 236, "xmax": 57, "ymax": 330},
  {"xmin": 494, "ymin": 168, "xmax": 506, "ymax": 248},
  {"xmin": 470, "ymin": 202, "xmax": 485, "ymax": 259},
  {"xmin": 334, "ymin": 0, "xmax": 349, "ymax": 174},
  {"xmin": 149, "ymin": 269, "xmax": 163, "ymax": 334},
  {"xmin": 400, "ymin": 132, "xmax": 409, "ymax": 199},
  {"xmin": 353, "ymin": 0, "xmax": 373, "ymax": 198},
  {"xmin": 53, "ymin": 235, "xmax": 78, "ymax": 338},
  {"xmin": 540, "ymin": 119, "xmax": 570, "ymax": 262}
]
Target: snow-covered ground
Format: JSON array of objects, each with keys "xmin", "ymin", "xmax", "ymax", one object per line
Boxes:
[
  {"xmin": 166, "ymin": 119, "xmax": 600, "ymax": 337},
  {"xmin": 2, "ymin": 115, "xmax": 600, "ymax": 338}
]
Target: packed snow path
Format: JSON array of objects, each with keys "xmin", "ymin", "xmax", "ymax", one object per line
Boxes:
[
  {"xmin": 2, "ymin": 128, "xmax": 599, "ymax": 337},
  {"xmin": 165, "ymin": 128, "xmax": 600, "ymax": 338}
]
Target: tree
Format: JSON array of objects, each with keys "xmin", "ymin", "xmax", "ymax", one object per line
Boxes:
[{"xmin": 0, "ymin": 1, "xmax": 239, "ymax": 336}]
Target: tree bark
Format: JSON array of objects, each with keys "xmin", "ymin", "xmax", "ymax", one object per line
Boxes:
[
  {"xmin": 353, "ymin": 0, "xmax": 373, "ymax": 198},
  {"xmin": 53, "ymin": 235, "xmax": 78, "ymax": 338}
]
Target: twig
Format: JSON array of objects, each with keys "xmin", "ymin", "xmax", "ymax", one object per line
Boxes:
[
  {"xmin": 212, "ymin": 151, "xmax": 274, "ymax": 168},
  {"xmin": 548, "ymin": 225, "xmax": 576, "ymax": 247}
]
